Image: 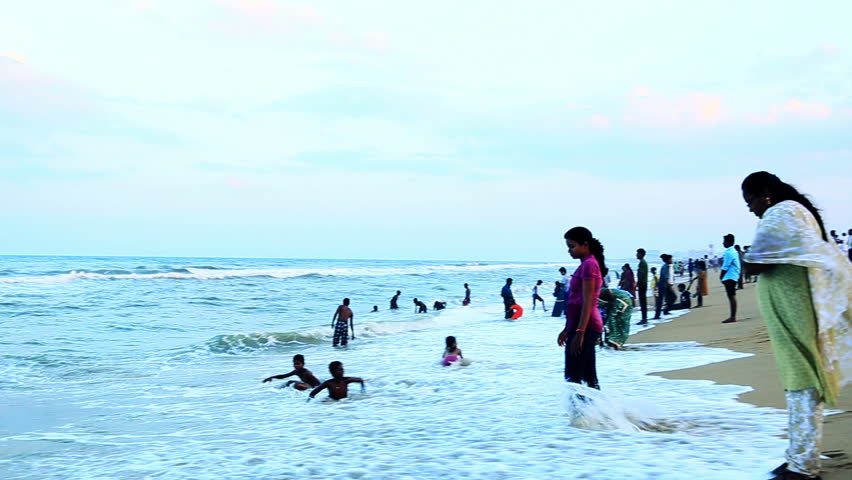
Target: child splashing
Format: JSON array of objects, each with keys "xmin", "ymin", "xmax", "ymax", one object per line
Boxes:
[{"xmin": 442, "ymin": 336, "xmax": 463, "ymax": 366}]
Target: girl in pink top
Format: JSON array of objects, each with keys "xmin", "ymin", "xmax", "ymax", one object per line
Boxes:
[{"xmin": 557, "ymin": 226, "xmax": 606, "ymax": 389}]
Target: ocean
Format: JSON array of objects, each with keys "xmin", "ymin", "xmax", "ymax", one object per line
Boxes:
[{"xmin": 0, "ymin": 255, "xmax": 787, "ymax": 479}]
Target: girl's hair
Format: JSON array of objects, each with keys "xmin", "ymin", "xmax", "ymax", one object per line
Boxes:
[
  {"xmin": 445, "ymin": 336, "xmax": 456, "ymax": 348},
  {"xmin": 622, "ymin": 263, "xmax": 631, "ymax": 271},
  {"xmin": 741, "ymin": 171, "xmax": 827, "ymax": 241},
  {"xmin": 564, "ymin": 227, "xmax": 608, "ymax": 276}
]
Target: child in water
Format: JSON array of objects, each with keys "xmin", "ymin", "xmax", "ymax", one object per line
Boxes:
[
  {"xmin": 308, "ymin": 361, "xmax": 364, "ymax": 401},
  {"xmin": 442, "ymin": 336, "xmax": 463, "ymax": 366},
  {"xmin": 261, "ymin": 354, "xmax": 321, "ymax": 391}
]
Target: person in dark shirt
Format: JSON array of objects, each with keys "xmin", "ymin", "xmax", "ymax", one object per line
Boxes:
[
  {"xmin": 670, "ymin": 284, "xmax": 692, "ymax": 310},
  {"xmin": 501, "ymin": 278, "xmax": 515, "ymax": 319},
  {"xmin": 413, "ymin": 298, "xmax": 427, "ymax": 313},
  {"xmin": 433, "ymin": 301, "xmax": 446, "ymax": 310},
  {"xmin": 462, "ymin": 283, "xmax": 471, "ymax": 306},
  {"xmin": 390, "ymin": 290, "xmax": 401, "ymax": 309}
]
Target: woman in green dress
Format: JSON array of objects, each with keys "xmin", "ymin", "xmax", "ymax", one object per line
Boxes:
[
  {"xmin": 598, "ymin": 288, "xmax": 633, "ymax": 349},
  {"xmin": 741, "ymin": 171, "xmax": 852, "ymax": 480}
]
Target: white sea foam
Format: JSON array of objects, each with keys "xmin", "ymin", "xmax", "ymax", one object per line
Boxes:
[{"xmin": 0, "ymin": 262, "xmax": 564, "ymax": 284}]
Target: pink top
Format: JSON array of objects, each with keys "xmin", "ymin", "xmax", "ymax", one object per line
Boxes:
[{"xmin": 565, "ymin": 255, "xmax": 603, "ymax": 333}]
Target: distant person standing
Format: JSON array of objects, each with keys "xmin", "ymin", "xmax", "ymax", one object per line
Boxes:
[
  {"xmin": 462, "ymin": 283, "xmax": 471, "ymax": 306},
  {"xmin": 654, "ymin": 254, "xmax": 676, "ymax": 319},
  {"xmin": 532, "ymin": 280, "xmax": 547, "ymax": 311},
  {"xmin": 695, "ymin": 260, "xmax": 708, "ymax": 307},
  {"xmin": 501, "ymin": 278, "xmax": 515, "ymax": 319},
  {"xmin": 557, "ymin": 227, "xmax": 606, "ymax": 389},
  {"xmin": 618, "ymin": 263, "xmax": 636, "ymax": 299},
  {"xmin": 551, "ymin": 281, "xmax": 565, "ymax": 317},
  {"xmin": 559, "ymin": 267, "xmax": 571, "ymax": 295},
  {"xmin": 720, "ymin": 234, "xmax": 741, "ymax": 323},
  {"xmin": 636, "ymin": 248, "xmax": 649, "ymax": 325},
  {"xmin": 390, "ymin": 290, "xmax": 401, "ymax": 310},
  {"xmin": 331, "ymin": 298, "xmax": 355, "ymax": 347},
  {"xmin": 735, "ymin": 245, "xmax": 744, "ymax": 289},
  {"xmin": 848, "ymin": 228, "xmax": 852, "ymax": 261},
  {"xmin": 687, "ymin": 258, "xmax": 694, "ymax": 280}
]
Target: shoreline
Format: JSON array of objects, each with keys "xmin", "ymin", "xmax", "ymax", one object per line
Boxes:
[{"xmin": 630, "ymin": 274, "xmax": 852, "ymax": 479}]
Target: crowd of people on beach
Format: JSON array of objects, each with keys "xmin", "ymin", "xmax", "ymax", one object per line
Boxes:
[{"xmin": 261, "ymin": 171, "xmax": 851, "ymax": 480}]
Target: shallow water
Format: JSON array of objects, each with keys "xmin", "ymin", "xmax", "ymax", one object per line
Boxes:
[{"xmin": 0, "ymin": 256, "xmax": 787, "ymax": 479}]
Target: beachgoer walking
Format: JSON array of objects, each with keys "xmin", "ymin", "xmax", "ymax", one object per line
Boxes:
[
  {"xmin": 598, "ymin": 288, "xmax": 633, "ymax": 349},
  {"xmin": 501, "ymin": 278, "xmax": 515, "ymax": 319},
  {"xmin": 636, "ymin": 249, "xmax": 649, "ymax": 325},
  {"xmin": 741, "ymin": 171, "xmax": 852, "ymax": 480},
  {"xmin": 390, "ymin": 290, "xmax": 400, "ymax": 310},
  {"xmin": 331, "ymin": 298, "xmax": 355, "ymax": 347},
  {"xmin": 462, "ymin": 283, "xmax": 471, "ymax": 306},
  {"xmin": 720, "ymin": 234, "xmax": 741, "ymax": 323},
  {"xmin": 557, "ymin": 227, "xmax": 606, "ymax": 389},
  {"xmin": 532, "ymin": 280, "xmax": 547, "ymax": 311}
]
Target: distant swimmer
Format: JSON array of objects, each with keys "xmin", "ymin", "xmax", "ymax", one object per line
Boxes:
[
  {"xmin": 332, "ymin": 298, "xmax": 355, "ymax": 347},
  {"xmin": 261, "ymin": 354, "xmax": 321, "ymax": 391},
  {"xmin": 390, "ymin": 290, "xmax": 401, "ymax": 310},
  {"xmin": 413, "ymin": 298, "xmax": 427, "ymax": 313},
  {"xmin": 462, "ymin": 283, "xmax": 471, "ymax": 306},
  {"xmin": 433, "ymin": 301, "xmax": 447, "ymax": 310},
  {"xmin": 532, "ymin": 280, "xmax": 547, "ymax": 312},
  {"xmin": 308, "ymin": 361, "xmax": 364, "ymax": 401},
  {"xmin": 442, "ymin": 335, "xmax": 463, "ymax": 366},
  {"xmin": 371, "ymin": 305, "xmax": 378, "ymax": 312}
]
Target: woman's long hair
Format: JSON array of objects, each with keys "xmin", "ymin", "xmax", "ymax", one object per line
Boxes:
[
  {"xmin": 564, "ymin": 227, "xmax": 608, "ymax": 276},
  {"xmin": 741, "ymin": 171, "xmax": 828, "ymax": 241}
]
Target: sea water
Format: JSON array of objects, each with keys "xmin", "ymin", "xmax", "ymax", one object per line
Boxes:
[{"xmin": 0, "ymin": 256, "xmax": 787, "ymax": 479}]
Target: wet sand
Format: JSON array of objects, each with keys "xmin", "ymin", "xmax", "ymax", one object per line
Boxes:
[{"xmin": 631, "ymin": 274, "xmax": 852, "ymax": 479}]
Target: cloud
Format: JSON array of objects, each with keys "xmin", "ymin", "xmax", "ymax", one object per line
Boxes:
[
  {"xmin": 623, "ymin": 88, "xmax": 725, "ymax": 128},
  {"xmin": 0, "ymin": 55, "xmax": 93, "ymax": 119},
  {"xmin": 586, "ymin": 114, "xmax": 611, "ymax": 129},
  {"xmin": 748, "ymin": 98, "xmax": 832, "ymax": 124}
]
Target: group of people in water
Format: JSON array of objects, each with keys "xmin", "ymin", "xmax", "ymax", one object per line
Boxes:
[{"xmin": 262, "ymin": 171, "xmax": 850, "ymax": 480}]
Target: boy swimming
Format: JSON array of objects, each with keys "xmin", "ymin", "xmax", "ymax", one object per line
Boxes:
[
  {"xmin": 261, "ymin": 354, "xmax": 321, "ymax": 391},
  {"xmin": 308, "ymin": 361, "xmax": 364, "ymax": 401}
]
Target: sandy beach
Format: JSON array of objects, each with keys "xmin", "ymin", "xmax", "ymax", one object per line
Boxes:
[{"xmin": 632, "ymin": 274, "xmax": 852, "ymax": 479}]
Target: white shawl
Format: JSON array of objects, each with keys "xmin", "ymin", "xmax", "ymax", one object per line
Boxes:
[{"xmin": 744, "ymin": 200, "xmax": 852, "ymax": 402}]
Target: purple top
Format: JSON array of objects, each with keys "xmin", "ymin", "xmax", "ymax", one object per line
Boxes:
[{"xmin": 565, "ymin": 255, "xmax": 603, "ymax": 333}]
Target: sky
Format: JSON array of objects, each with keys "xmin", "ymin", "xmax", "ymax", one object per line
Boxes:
[{"xmin": 1, "ymin": 0, "xmax": 851, "ymax": 261}]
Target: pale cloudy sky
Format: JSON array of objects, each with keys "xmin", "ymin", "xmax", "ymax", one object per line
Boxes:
[{"xmin": 1, "ymin": 0, "xmax": 850, "ymax": 261}]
